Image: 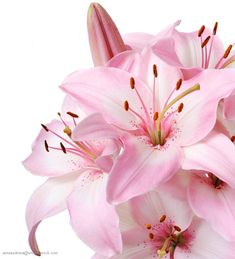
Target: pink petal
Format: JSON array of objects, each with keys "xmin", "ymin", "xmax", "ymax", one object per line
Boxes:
[
  {"xmin": 188, "ymin": 173, "xmax": 235, "ymax": 241},
  {"xmin": 61, "ymin": 67, "xmax": 152, "ymax": 129},
  {"xmin": 72, "ymin": 113, "xmax": 119, "ymax": 141},
  {"xmin": 176, "ymin": 69, "xmax": 235, "ymax": 146},
  {"xmin": 23, "ymin": 120, "xmax": 87, "ymax": 177},
  {"xmin": 123, "ymin": 32, "xmax": 154, "ymax": 51},
  {"xmin": 26, "ymin": 172, "xmax": 80, "ymax": 255},
  {"xmin": 223, "ymin": 94, "xmax": 235, "ymax": 120},
  {"xmin": 130, "ymin": 189, "xmax": 193, "ymax": 231},
  {"xmin": 183, "ymin": 131, "xmax": 235, "ymax": 187},
  {"xmin": 87, "ymin": 3, "xmax": 126, "ymax": 66},
  {"xmin": 107, "ymin": 134, "xmax": 183, "ymax": 204},
  {"xmin": 67, "ymin": 171, "xmax": 122, "ymax": 257}
]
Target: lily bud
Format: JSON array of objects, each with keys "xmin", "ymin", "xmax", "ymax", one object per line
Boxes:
[{"xmin": 87, "ymin": 3, "xmax": 126, "ymax": 66}]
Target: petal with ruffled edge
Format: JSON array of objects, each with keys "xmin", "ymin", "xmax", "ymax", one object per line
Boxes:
[
  {"xmin": 188, "ymin": 173, "xmax": 235, "ymax": 241},
  {"xmin": 182, "ymin": 131, "xmax": 235, "ymax": 188},
  {"xmin": 26, "ymin": 172, "xmax": 80, "ymax": 256},
  {"xmin": 67, "ymin": 171, "xmax": 122, "ymax": 257},
  {"xmin": 107, "ymin": 134, "xmax": 183, "ymax": 204},
  {"xmin": 23, "ymin": 120, "xmax": 87, "ymax": 177},
  {"xmin": 175, "ymin": 69, "xmax": 235, "ymax": 146}
]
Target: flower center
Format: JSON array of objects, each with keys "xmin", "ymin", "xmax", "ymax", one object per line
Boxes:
[
  {"xmin": 123, "ymin": 67, "xmax": 200, "ymax": 146},
  {"xmin": 145, "ymin": 215, "xmax": 194, "ymax": 259},
  {"xmin": 41, "ymin": 112, "xmax": 97, "ymax": 161},
  {"xmin": 203, "ymin": 172, "xmax": 225, "ymax": 189},
  {"xmin": 198, "ymin": 22, "xmax": 235, "ymax": 69}
]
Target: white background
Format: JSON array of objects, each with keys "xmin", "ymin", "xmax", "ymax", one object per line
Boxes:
[{"xmin": 1, "ymin": 0, "xmax": 235, "ymax": 258}]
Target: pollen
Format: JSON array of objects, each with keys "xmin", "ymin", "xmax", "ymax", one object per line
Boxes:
[
  {"xmin": 67, "ymin": 111, "xmax": 79, "ymax": 118},
  {"xmin": 64, "ymin": 126, "xmax": 72, "ymax": 136},
  {"xmin": 124, "ymin": 100, "xmax": 129, "ymax": 111},
  {"xmin": 146, "ymin": 224, "xmax": 152, "ymax": 230},
  {"xmin": 44, "ymin": 140, "xmax": 49, "ymax": 152},
  {"xmin": 153, "ymin": 112, "xmax": 159, "ymax": 121},
  {"xmin": 174, "ymin": 225, "xmax": 181, "ymax": 232},
  {"xmin": 177, "ymin": 103, "xmax": 184, "ymax": 113},
  {"xmin": 130, "ymin": 77, "xmax": 135, "ymax": 89},
  {"xmin": 231, "ymin": 135, "xmax": 235, "ymax": 142},
  {"xmin": 60, "ymin": 142, "xmax": 67, "ymax": 154},
  {"xmin": 223, "ymin": 44, "xmax": 233, "ymax": 59},
  {"xmin": 198, "ymin": 25, "xmax": 205, "ymax": 37},
  {"xmin": 176, "ymin": 78, "xmax": 183, "ymax": 90},
  {"xmin": 149, "ymin": 233, "xmax": 154, "ymax": 240},
  {"xmin": 213, "ymin": 21, "xmax": 218, "ymax": 35},
  {"xmin": 153, "ymin": 64, "xmax": 158, "ymax": 77},
  {"xmin": 160, "ymin": 214, "xmax": 166, "ymax": 223},
  {"xmin": 41, "ymin": 123, "xmax": 49, "ymax": 132},
  {"xmin": 201, "ymin": 36, "xmax": 211, "ymax": 48}
]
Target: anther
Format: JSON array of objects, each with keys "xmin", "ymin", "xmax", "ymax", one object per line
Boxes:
[
  {"xmin": 160, "ymin": 214, "xmax": 166, "ymax": 223},
  {"xmin": 174, "ymin": 225, "xmax": 181, "ymax": 232},
  {"xmin": 130, "ymin": 77, "xmax": 135, "ymax": 89},
  {"xmin": 124, "ymin": 100, "xmax": 129, "ymax": 111},
  {"xmin": 153, "ymin": 112, "xmax": 159, "ymax": 121},
  {"xmin": 176, "ymin": 79, "xmax": 183, "ymax": 90},
  {"xmin": 67, "ymin": 111, "xmax": 79, "ymax": 118},
  {"xmin": 146, "ymin": 224, "xmax": 152, "ymax": 230},
  {"xmin": 177, "ymin": 103, "xmax": 184, "ymax": 113},
  {"xmin": 63, "ymin": 126, "xmax": 72, "ymax": 136},
  {"xmin": 149, "ymin": 233, "xmax": 154, "ymax": 240},
  {"xmin": 60, "ymin": 142, "xmax": 67, "ymax": 154},
  {"xmin": 41, "ymin": 124, "xmax": 49, "ymax": 132},
  {"xmin": 153, "ymin": 64, "xmax": 158, "ymax": 77},
  {"xmin": 201, "ymin": 36, "xmax": 211, "ymax": 48},
  {"xmin": 44, "ymin": 140, "xmax": 49, "ymax": 152},
  {"xmin": 231, "ymin": 136, "xmax": 235, "ymax": 142},
  {"xmin": 213, "ymin": 21, "xmax": 218, "ymax": 35},
  {"xmin": 223, "ymin": 44, "xmax": 233, "ymax": 58},
  {"xmin": 198, "ymin": 25, "xmax": 205, "ymax": 37}
]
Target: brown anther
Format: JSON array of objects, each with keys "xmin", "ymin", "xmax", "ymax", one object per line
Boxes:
[
  {"xmin": 124, "ymin": 100, "xmax": 129, "ymax": 111},
  {"xmin": 57, "ymin": 112, "xmax": 61, "ymax": 116},
  {"xmin": 223, "ymin": 44, "xmax": 233, "ymax": 58},
  {"xmin": 176, "ymin": 79, "xmax": 183, "ymax": 90},
  {"xmin": 160, "ymin": 214, "xmax": 166, "ymax": 223},
  {"xmin": 130, "ymin": 77, "xmax": 135, "ymax": 89},
  {"xmin": 213, "ymin": 22, "xmax": 218, "ymax": 35},
  {"xmin": 174, "ymin": 225, "xmax": 181, "ymax": 232},
  {"xmin": 44, "ymin": 140, "xmax": 49, "ymax": 152},
  {"xmin": 60, "ymin": 142, "xmax": 67, "ymax": 154},
  {"xmin": 231, "ymin": 136, "xmax": 235, "ymax": 142},
  {"xmin": 198, "ymin": 25, "xmax": 205, "ymax": 37},
  {"xmin": 41, "ymin": 124, "xmax": 49, "ymax": 132},
  {"xmin": 67, "ymin": 111, "xmax": 79, "ymax": 118},
  {"xmin": 177, "ymin": 103, "xmax": 184, "ymax": 113},
  {"xmin": 149, "ymin": 233, "xmax": 154, "ymax": 240},
  {"xmin": 153, "ymin": 112, "xmax": 159, "ymax": 121},
  {"xmin": 153, "ymin": 64, "xmax": 158, "ymax": 77},
  {"xmin": 146, "ymin": 224, "xmax": 152, "ymax": 230},
  {"xmin": 63, "ymin": 126, "xmax": 72, "ymax": 136},
  {"xmin": 201, "ymin": 36, "xmax": 211, "ymax": 48}
]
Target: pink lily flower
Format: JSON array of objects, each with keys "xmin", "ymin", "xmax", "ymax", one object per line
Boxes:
[
  {"xmin": 92, "ymin": 179, "xmax": 235, "ymax": 259},
  {"xmin": 61, "ymin": 49, "xmax": 235, "ymax": 204},
  {"xmin": 23, "ymin": 112, "xmax": 123, "ymax": 257},
  {"xmin": 87, "ymin": 3, "xmax": 126, "ymax": 66}
]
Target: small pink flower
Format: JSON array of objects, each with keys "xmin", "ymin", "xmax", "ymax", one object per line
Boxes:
[
  {"xmin": 61, "ymin": 49, "xmax": 235, "ymax": 204},
  {"xmin": 23, "ymin": 112, "xmax": 122, "ymax": 257}
]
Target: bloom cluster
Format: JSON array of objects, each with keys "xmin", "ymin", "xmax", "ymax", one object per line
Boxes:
[{"xmin": 23, "ymin": 3, "xmax": 235, "ymax": 259}]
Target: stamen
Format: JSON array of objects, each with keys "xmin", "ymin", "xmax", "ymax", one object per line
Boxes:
[
  {"xmin": 57, "ymin": 112, "xmax": 68, "ymax": 127},
  {"xmin": 146, "ymin": 224, "xmax": 152, "ymax": 230},
  {"xmin": 64, "ymin": 126, "xmax": 72, "ymax": 136},
  {"xmin": 174, "ymin": 225, "xmax": 181, "ymax": 232},
  {"xmin": 153, "ymin": 112, "xmax": 159, "ymax": 121},
  {"xmin": 160, "ymin": 214, "xmax": 166, "ymax": 223},
  {"xmin": 177, "ymin": 103, "xmax": 184, "ymax": 113},
  {"xmin": 213, "ymin": 21, "xmax": 218, "ymax": 35},
  {"xmin": 201, "ymin": 36, "xmax": 211, "ymax": 48},
  {"xmin": 223, "ymin": 44, "xmax": 233, "ymax": 58},
  {"xmin": 231, "ymin": 136, "xmax": 235, "ymax": 142},
  {"xmin": 149, "ymin": 233, "xmax": 154, "ymax": 240},
  {"xmin": 60, "ymin": 142, "xmax": 67, "ymax": 154},
  {"xmin": 124, "ymin": 100, "xmax": 129, "ymax": 111},
  {"xmin": 153, "ymin": 64, "xmax": 158, "ymax": 77},
  {"xmin": 44, "ymin": 140, "xmax": 49, "ymax": 152},
  {"xmin": 198, "ymin": 25, "xmax": 205, "ymax": 37},
  {"xmin": 41, "ymin": 124, "xmax": 49, "ymax": 132},
  {"xmin": 176, "ymin": 79, "xmax": 182, "ymax": 90},
  {"xmin": 67, "ymin": 111, "xmax": 79, "ymax": 118},
  {"xmin": 130, "ymin": 77, "xmax": 135, "ymax": 89}
]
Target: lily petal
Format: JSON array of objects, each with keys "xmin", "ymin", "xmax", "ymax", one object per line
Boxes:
[
  {"xmin": 67, "ymin": 171, "xmax": 122, "ymax": 257},
  {"xmin": 87, "ymin": 3, "xmax": 126, "ymax": 66},
  {"xmin": 223, "ymin": 94, "xmax": 235, "ymax": 120},
  {"xmin": 26, "ymin": 172, "xmax": 80, "ymax": 255},
  {"xmin": 123, "ymin": 32, "xmax": 154, "ymax": 51},
  {"xmin": 107, "ymin": 134, "xmax": 183, "ymax": 204},
  {"xmin": 183, "ymin": 131, "xmax": 235, "ymax": 188}
]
